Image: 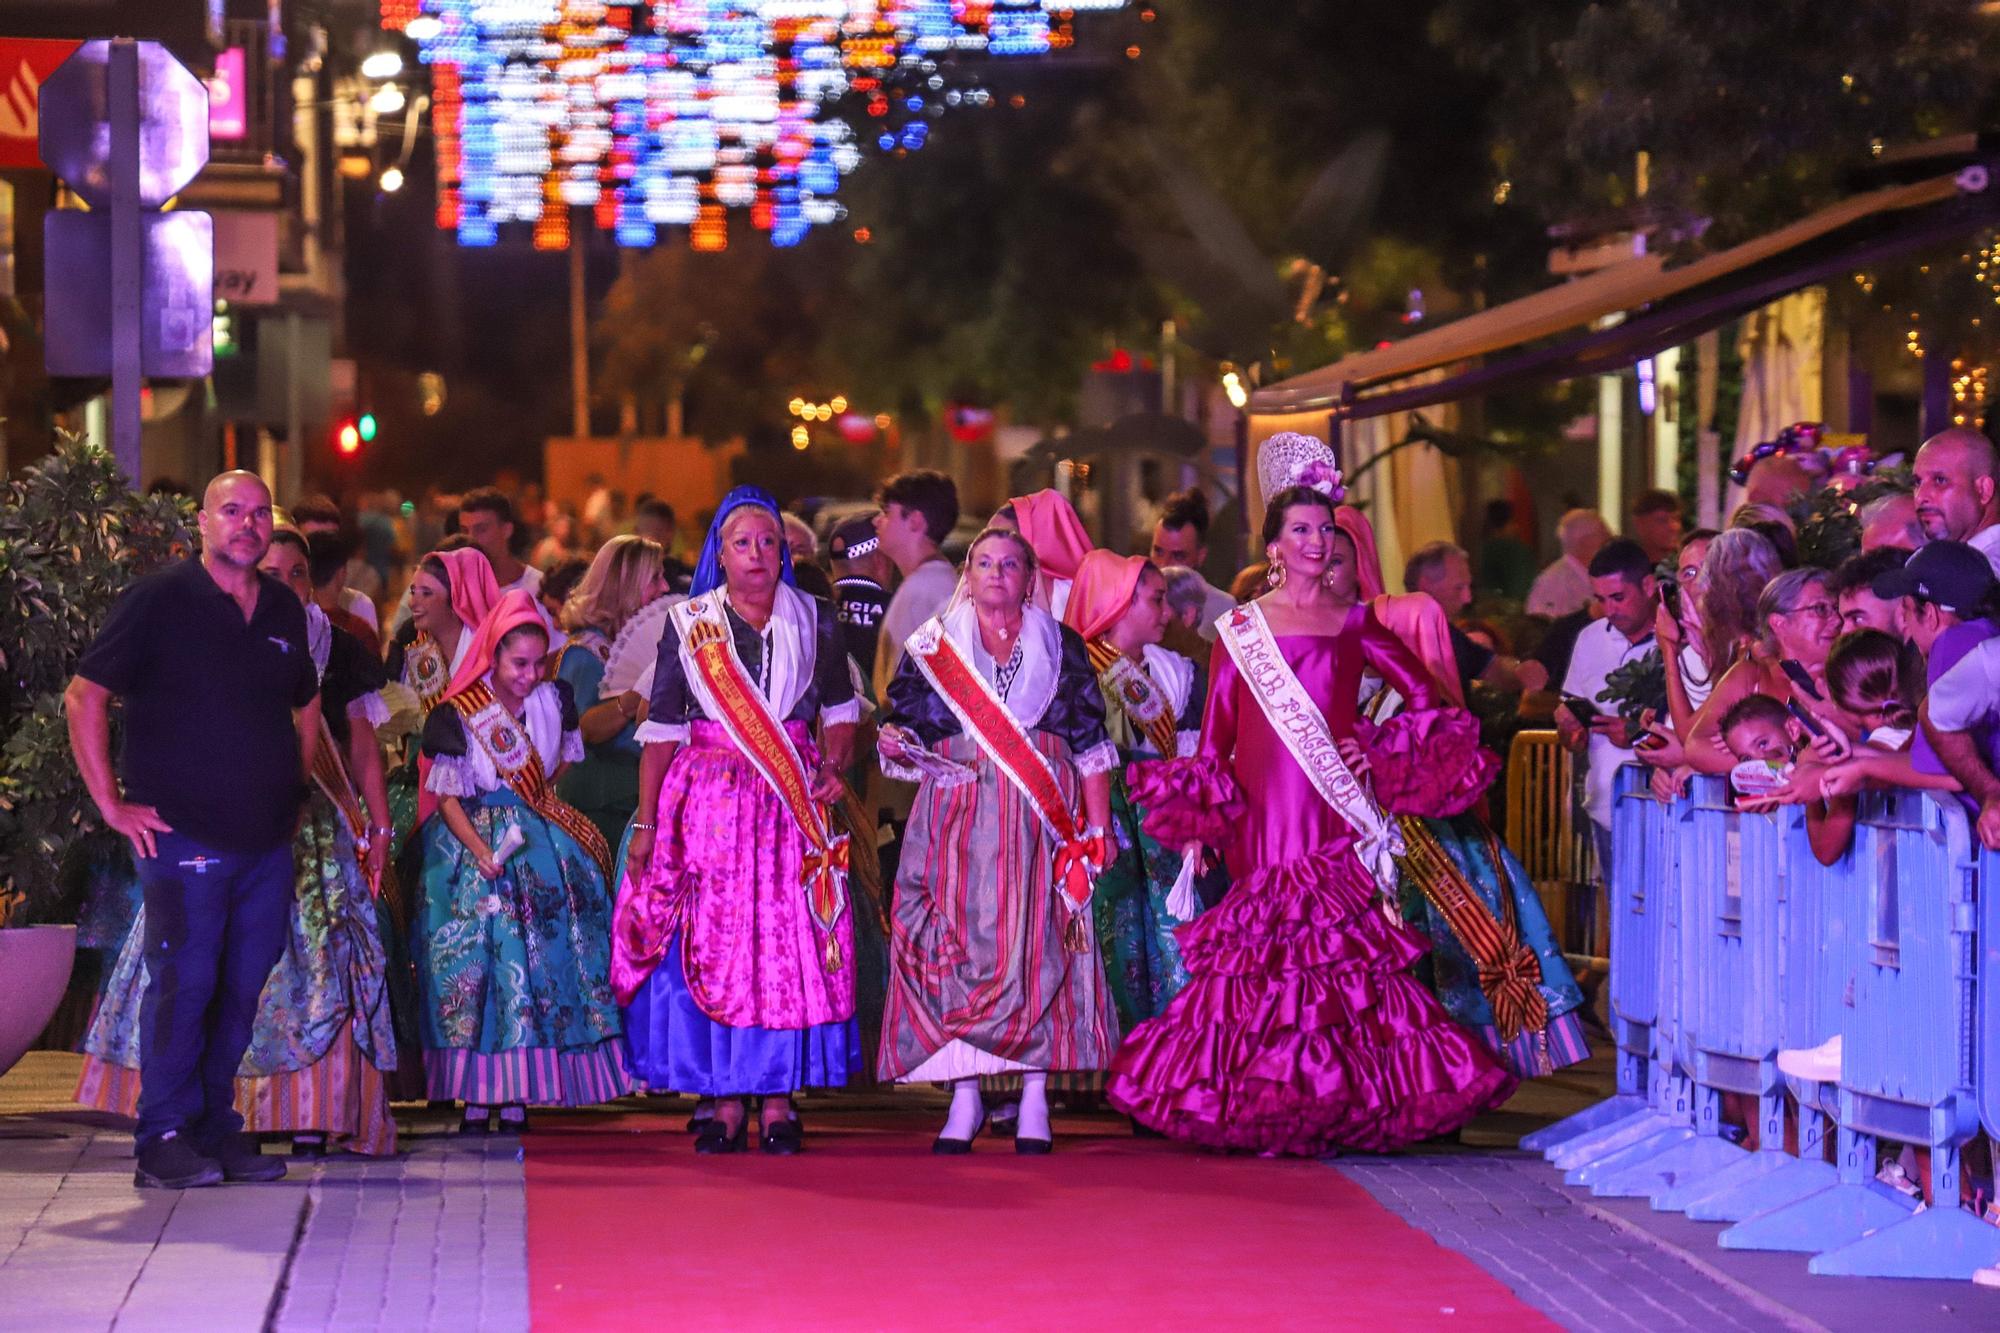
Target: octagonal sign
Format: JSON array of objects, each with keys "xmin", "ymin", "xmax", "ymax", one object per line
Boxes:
[{"xmin": 39, "ymin": 40, "xmax": 209, "ymax": 209}]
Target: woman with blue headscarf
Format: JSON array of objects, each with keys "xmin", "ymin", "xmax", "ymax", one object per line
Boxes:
[{"xmin": 611, "ymin": 488, "xmax": 862, "ymax": 1155}]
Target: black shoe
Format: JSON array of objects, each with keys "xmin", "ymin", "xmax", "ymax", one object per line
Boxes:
[
  {"xmin": 495, "ymin": 1106, "xmax": 530, "ymax": 1135},
  {"xmin": 694, "ymin": 1117, "xmax": 748, "ymax": 1155},
  {"xmin": 760, "ymin": 1118, "xmax": 804, "ymax": 1156},
  {"xmin": 205, "ymin": 1132, "xmax": 288, "ymax": 1183},
  {"xmin": 932, "ymin": 1116, "xmax": 987, "ymax": 1155},
  {"xmin": 1014, "ymin": 1135, "xmax": 1053, "ymax": 1156},
  {"xmin": 134, "ymin": 1134, "xmax": 224, "ymax": 1190},
  {"xmin": 291, "ymin": 1134, "xmax": 328, "ymax": 1158},
  {"xmin": 458, "ymin": 1107, "xmax": 492, "ymax": 1136},
  {"xmin": 685, "ymin": 1098, "xmax": 716, "ymax": 1134}
]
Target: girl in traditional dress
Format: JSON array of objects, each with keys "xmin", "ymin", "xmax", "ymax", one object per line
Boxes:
[
  {"xmin": 611, "ymin": 489, "xmax": 860, "ymax": 1155},
  {"xmin": 1106, "ymin": 439, "xmax": 1516, "ymax": 1156},
  {"xmin": 1372, "ymin": 591, "xmax": 1593, "ymax": 1078},
  {"xmin": 1062, "ymin": 549, "xmax": 1225, "ymax": 1033},
  {"xmin": 80, "ymin": 528, "xmax": 402, "ymax": 1156},
  {"xmin": 551, "ymin": 534, "xmax": 673, "ymax": 848},
  {"xmin": 415, "ymin": 590, "xmax": 632, "ymax": 1132},
  {"xmin": 876, "ymin": 527, "xmax": 1118, "ymax": 1154}
]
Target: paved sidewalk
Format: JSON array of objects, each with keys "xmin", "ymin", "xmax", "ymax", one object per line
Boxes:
[{"xmin": 0, "ymin": 1054, "xmax": 528, "ymax": 1333}]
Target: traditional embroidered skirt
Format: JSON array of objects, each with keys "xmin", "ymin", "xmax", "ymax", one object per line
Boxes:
[
  {"xmin": 78, "ymin": 793, "xmax": 401, "ymax": 1155},
  {"xmin": 613, "ymin": 721, "xmax": 857, "ymax": 1096},
  {"xmin": 414, "ymin": 789, "xmax": 632, "ymax": 1106},
  {"xmin": 878, "ymin": 731, "xmax": 1117, "ymax": 1082},
  {"xmin": 1395, "ymin": 813, "xmax": 1591, "ymax": 1078}
]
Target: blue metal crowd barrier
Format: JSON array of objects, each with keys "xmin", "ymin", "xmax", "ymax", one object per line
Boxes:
[{"xmin": 1519, "ymin": 770, "xmax": 2000, "ymax": 1282}]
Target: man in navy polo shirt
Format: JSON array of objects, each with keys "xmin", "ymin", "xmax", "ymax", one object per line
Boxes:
[{"xmin": 66, "ymin": 471, "xmax": 321, "ymax": 1190}]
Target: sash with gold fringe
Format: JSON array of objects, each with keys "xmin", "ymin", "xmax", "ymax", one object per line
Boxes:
[
  {"xmin": 1397, "ymin": 816, "xmax": 1548, "ymax": 1042},
  {"xmin": 449, "ymin": 681, "xmax": 613, "ymax": 878},
  {"xmin": 681, "ymin": 597, "xmax": 850, "ymax": 972}
]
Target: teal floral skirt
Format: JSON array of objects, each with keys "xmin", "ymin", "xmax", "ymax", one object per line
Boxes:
[{"xmin": 413, "ymin": 788, "xmax": 632, "ymax": 1106}]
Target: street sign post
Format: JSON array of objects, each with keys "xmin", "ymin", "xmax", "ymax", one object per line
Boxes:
[{"xmin": 39, "ymin": 38, "xmax": 212, "ymax": 482}]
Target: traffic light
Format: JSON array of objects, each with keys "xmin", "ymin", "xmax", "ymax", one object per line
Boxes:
[
  {"xmin": 336, "ymin": 419, "xmax": 361, "ymax": 455},
  {"xmin": 358, "ymin": 412, "xmax": 378, "ymax": 443}
]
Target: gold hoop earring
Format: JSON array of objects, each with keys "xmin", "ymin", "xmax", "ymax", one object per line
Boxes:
[{"xmin": 1265, "ymin": 558, "xmax": 1286, "ymax": 591}]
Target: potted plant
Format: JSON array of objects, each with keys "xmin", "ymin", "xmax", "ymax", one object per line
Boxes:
[{"xmin": 0, "ymin": 437, "xmax": 188, "ymax": 1076}]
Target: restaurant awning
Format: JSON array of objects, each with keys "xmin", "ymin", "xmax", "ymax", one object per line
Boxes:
[{"xmin": 1247, "ymin": 168, "xmax": 1988, "ymax": 421}]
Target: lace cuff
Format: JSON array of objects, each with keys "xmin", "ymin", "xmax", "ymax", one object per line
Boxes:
[
  {"xmin": 820, "ymin": 697, "xmax": 862, "ymax": 728},
  {"xmin": 877, "ymin": 747, "xmax": 928, "ymax": 785},
  {"xmin": 1355, "ymin": 707, "xmax": 1497, "ymax": 818},
  {"xmin": 424, "ymin": 753, "xmax": 481, "ymax": 799},
  {"xmin": 634, "ymin": 719, "xmax": 689, "ymax": 745},
  {"xmin": 560, "ymin": 728, "xmax": 586, "ymax": 765},
  {"xmin": 1125, "ymin": 755, "xmax": 1245, "ymax": 847},
  {"xmin": 1073, "ymin": 739, "xmax": 1120, "ymax": 778},
  {"xmin": 1175, "ymin": 728, "xmax": 1200, "ymax": 759},
  {"xmin": 348, "ymin": 690, "xmax": 392, "ymax": 728}
]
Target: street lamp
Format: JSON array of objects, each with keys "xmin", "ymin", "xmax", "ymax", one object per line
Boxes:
[{"xmin": 379, "ymin": 165, "xmax": 405, "ymax": 193}]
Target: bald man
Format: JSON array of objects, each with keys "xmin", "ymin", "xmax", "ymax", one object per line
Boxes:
[
  {"xmin": 1913, "ymin": 427, "xmax": 2000, "ymax": 575},
  {"xmin": 67, "ymin": 471, "xmax": 321, "ymax": 1190},
  {"xmin": 1742, "ymin": 454, "xmax": 1816, "ymax": 511}
]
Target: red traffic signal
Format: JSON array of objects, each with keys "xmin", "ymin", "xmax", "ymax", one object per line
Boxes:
[{"xmin": 336, "ymin": 419, "xmax": 361, "ymax": 455}]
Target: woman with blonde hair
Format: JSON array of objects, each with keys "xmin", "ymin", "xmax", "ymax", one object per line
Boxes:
[{"xmin": 554, "ymin": 534, "xmax": 672, "ymax": 846}]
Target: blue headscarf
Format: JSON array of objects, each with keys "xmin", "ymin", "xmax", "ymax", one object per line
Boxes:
[{"xmin": 690, "ymin": 485, "xmax": 797, "ymax": 597}]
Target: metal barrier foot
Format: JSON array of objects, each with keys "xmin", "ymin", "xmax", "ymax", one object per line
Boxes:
[
  {"xmin": 1717, "ymin": 1180, "xmax": 1917, "ymax": 1253},
  {"xmin": 1548, "ymin": 1109, "xmax": 1674, "ymax": 1171},
  {"xmin": 1520, "ymin": 1094, "xmax": 1648, "ymax": 1155},
  {"xmin": 1664, "ymin": 1144, "xmax": 1808, "ymax": 1216},
  {"xmin": 1807, "ymin": 1204, "xmax": 2000, "ymax": 1280},
  {"xmin": 1591, "ymin": 1131, "xmax": 1745, "ymax": 1200},
  {"xmin": 1563, "ymin": 1124, "xmax": 1692, "ymax": 1187}
]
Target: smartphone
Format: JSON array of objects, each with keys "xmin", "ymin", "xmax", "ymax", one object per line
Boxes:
[
  {"xmin": 1779, "ymin": 659, "xmax": 1823, "ymax": 702},
  {"xmin": 1660, "ymin": 577, "xmax": 1682, "ymax": 622},
  {"xmin": 1562, "ymin": 695, "xmax": 1600, "ymax": 727},
  {"xmin": 1785, "ymin": 698, "xmax": 1828, "ymax": 739}
]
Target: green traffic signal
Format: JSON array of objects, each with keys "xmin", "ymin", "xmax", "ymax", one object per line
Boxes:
[{"xmin": 358, "ymin": 412, "xmax": 378, "ymax": 443}]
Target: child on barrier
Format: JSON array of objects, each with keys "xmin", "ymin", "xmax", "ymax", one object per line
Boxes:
[{"xmin": 1721, "ymin": 693, "xmax": 1858, "ymax": 865}]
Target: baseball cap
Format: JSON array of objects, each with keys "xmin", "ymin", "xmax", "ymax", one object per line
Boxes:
[
  {"xmin": 1871, "ymin": 540, "xmax": 1998, "ymax": 616},
  {"xmin": 829, "ymin": 512, "xmax": 881, "ymax": 561}
]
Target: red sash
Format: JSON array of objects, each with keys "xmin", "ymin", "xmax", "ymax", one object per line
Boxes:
[
  {"xmin": 907, "ymin": 619, "xmax": 1103, "ymax": 943},
  {"xmin": 683, "ymin": 607, "xmax": 850, "ymax": 972}
]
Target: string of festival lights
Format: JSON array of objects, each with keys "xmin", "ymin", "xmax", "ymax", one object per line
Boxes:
[{"xmin": 382, "ymin": 2, "xmax": 1131, "ymax": 252}]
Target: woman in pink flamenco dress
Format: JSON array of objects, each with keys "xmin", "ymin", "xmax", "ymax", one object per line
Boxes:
[{"xmin": 1107, "ymin": 460, "xmax": 1517, "ymax": 1156}]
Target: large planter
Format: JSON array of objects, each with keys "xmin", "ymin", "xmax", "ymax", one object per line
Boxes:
[{"xmin": 0, "ymin": 925, "xmax": 78, "ymax": 1079}]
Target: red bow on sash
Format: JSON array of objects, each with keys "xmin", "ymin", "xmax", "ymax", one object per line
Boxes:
[
  {"xmin": 908, "ymin": 619, "xmax": 1106, "ymax": 952},
  {"xmin": 684, "ymin": 609, "xmax": 849, "ymax": 971}
]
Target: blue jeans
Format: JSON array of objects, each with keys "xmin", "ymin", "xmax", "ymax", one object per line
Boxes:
[{"xmin": 133, "ymin": 831, "xmax": 293, "ymax": 1149}]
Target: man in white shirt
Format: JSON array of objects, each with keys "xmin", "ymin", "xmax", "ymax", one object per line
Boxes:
[
  {"xmin": 1528, "ymin": 509, "xmax": 1612, "ymax": 618},
  {"xmin": 871, "ymin": 469, "xmax": 961, "ymax": 701},
  {"xmin": 1912, "ymin": 426, "xmax": 2000, "ymax": 575},
  {"xmin": 1557, "ymin": 539, "xmax": 1659, "ymax": 883},
  {"xmin": 1148, "ymin": 488, "xmax": 1234, "ymax": 639}
]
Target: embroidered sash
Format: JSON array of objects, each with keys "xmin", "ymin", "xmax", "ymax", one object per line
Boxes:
[
  {"xmin": 450, "ymin": 682, "xmax": 613, "ymax": 878},
  {"xmin": 1219, "ymin": 602, "xmax": 1405, "ymax": 896},
  {"xmin": 1088, "ymin": 640, "xmax": 1179, "ymax": 758},
  {"xmin": 405, "ymin": 633, "xmax": 450, "ymax": 709},
  {"xmin": 907, "ymin": 617, "xmax": 1102, "ymax": 946},
  {"xmin": 1397, "ymin": 817, "xmax": 1548, "ymax": 1041},
  {"xmin": 678, "ymin": 595, "xmax": 849, "ymax": 972}
]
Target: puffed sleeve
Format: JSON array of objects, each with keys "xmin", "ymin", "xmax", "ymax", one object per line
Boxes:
[
  {"xmin": 813, "ymin": 597, "xmax": 860, "ymax": 727},
  {"xmin": 1129, "ymin": 637, "xmax": 1245, "ymax": 847},
  {"xmin": 1350, "ymin": 607, "xmax": 1496, "ymax": 817},
  {"xmin": 636, "ymin": 619, "xmax": 691, "ymax": 745},
  {"xmin": 1047, "ymin": 625, "xmax": 1116, "ymax": 777},
  {"xmin": 551, "ymin": 678, "xmax": 586, "ymax": 764},
  {"xmin": 420, "ymin": 704, "xmax": 480, "ymax": 797}
]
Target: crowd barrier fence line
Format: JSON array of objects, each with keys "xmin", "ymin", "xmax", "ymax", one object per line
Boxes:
[{"xmin": 1516, "ymin": 767, "xmax": 2000, "ymax": 1282}]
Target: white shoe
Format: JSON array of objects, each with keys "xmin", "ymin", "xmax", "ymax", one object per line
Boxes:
[
  {"xmin": 1776, "ymin": 1034, "xmax": 1841, "ymax": 1083},
  {"xmin": 1975, "ymin": 1265, "xmax": 2000, "ymax": 1289}
]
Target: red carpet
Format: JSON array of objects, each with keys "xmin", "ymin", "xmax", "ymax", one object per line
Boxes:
[{"xmin": 523, "ymin": 1107, "xmax": 1553, "ymax": 1331}]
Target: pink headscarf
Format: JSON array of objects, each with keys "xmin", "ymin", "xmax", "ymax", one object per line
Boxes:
[
  {"xmin": 1370, "ymin": 592, "xmax": 1464, "ymax": 707},
  {"xmin": 1335, "ymin": 507, "xmax": 1385, "ymax": 602},
  {"xmin": 1064, "ymin": 549, "xmax": 1150, "ymax": 643},
  {"xmin": 428, "ymin": 546, "xmax": 502, "ymax": 636},
  {"xmin": 1010, "ymin": 490, "xmax": 1094, "ymax": 582},
  {"xmin": 418, "ymin": 589, "xmax": 551, "ymax": 826}
]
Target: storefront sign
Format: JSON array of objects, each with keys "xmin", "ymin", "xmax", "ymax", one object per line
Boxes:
[{"xmin": 0, "ymin": 37, "xmax": 82, "ymax": 169}]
